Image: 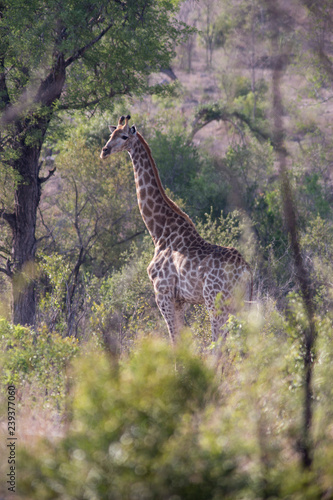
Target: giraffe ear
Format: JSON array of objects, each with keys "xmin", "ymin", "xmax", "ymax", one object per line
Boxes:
[
  {"xmin": 109, "ymin": 125, "xmax": 117, "ymax": 133},
  {"xmin": 130, "ymin": 125, "xmax": 136, "ymax": 135}
]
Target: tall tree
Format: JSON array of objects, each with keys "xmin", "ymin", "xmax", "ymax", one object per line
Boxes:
[
  {"xmin": 265, "ymin": 0, "xmax": 318, "ymax": 471},
  {"xmin": 0, "ymin": 0, "xmax": 188, "ymax": 326}
]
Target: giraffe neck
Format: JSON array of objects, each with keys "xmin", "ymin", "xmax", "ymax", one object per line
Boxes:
[{"xmin": 128, "ymin": 133, "xmax": 196, "ymax": 246}]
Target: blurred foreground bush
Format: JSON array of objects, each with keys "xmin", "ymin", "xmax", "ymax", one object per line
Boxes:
[
  {"xmin": 17, "ymin": 315, "xmax": 333, "ymax": 499},
  {"xmin": 18, "ymin": 336, "xmax": 250, "ymax": 499},
  {"xmin": 0, "ymin": 319, "xmax": 78, "ymax": 406}
]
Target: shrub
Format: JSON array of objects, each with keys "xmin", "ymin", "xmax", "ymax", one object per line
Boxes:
[
  {"xmin": 89, "ymin": 236, "xmax": 162, "ymax": 350},
  {"xmin": 0, "ymin": 319, "xmax": 78, "ymax": 407},
  {"xmin": 16, "ymin": 299, "xmax": 333, "ymax": 499},
  {"xmin": 18, "ymin": 336, "xmax": 249, "ymax": 499}
]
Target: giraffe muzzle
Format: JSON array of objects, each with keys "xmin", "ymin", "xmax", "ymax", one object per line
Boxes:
[{"xmin": 100, "ymin": 146, "xmax": 110, "ymax": 159}]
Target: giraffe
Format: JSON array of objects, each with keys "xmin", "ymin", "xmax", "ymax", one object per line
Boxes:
[{"xmin": 100, "ymin": 115, "xmax": 253, "ymax": 345}]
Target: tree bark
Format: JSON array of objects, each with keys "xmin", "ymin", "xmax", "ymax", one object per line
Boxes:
[
  {"xmin": 8, "ymin": 54, "xmax": 66, "ymax": 326},
  {"xmin": 11, "ymin": 149, "xmax": 41, "ymax": 326},
  {"xmin": 266, "ymin": 0, "xmax": 317, "ymax": 470}
]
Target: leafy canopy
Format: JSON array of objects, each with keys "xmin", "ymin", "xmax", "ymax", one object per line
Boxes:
[{"xmin": 0, "ymin": 0, "xmax": 189, "ymax": 113}]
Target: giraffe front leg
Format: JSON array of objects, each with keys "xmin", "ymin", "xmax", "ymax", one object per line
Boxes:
[
  {"xmin": 155, "ymin": 292, "xmax": 177, "ymax": 344},
  {"xmin": 203, "ymin": 285, "xmax": 230, "ymax": 343},
  {"xmin": 155, "ymin": 293, "xmax": 185, "ymax": 345}
]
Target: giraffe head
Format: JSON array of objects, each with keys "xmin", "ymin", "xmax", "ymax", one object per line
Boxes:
[{"xmin": 100, "ymin": 115, "xmax": 137, "ymax": 159}]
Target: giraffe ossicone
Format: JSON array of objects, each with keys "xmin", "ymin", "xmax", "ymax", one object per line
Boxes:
[{"xmin": 100, "ymin": 116, "xmax": 253, "ymax": 345}]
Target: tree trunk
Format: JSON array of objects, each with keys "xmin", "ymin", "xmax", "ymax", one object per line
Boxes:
[
  {"xmin": 7, "ymin": 53, "xmax": 66, "ymax": 326},
  {"xmin": 11, "ymin": 148, "xmax": 41, "ymax": 326},
  {"xmin": 266, "ymin": 0, "xmax": 317, "ymax": 470}
]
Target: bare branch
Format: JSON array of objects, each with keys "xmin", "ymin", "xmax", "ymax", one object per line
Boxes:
[
  {"xmin": 38, "ymin": 167, "xmax": 56, "ymax": 185},
  {"xmin": 37, "ymin": 207, "xmax": 57, "ymax": 250},
  {"xmin": 0, "ymin": 209, "xmax": 16, "ymax": 230},
  {"xmin": 112, "ymin": 230, "xmax": 145, "ymax": 246},
  {"xmin": 0, "ymin": 267, "xmax": 10, "ymax": 277},
  {"xmin": 0, "ymin": 259, "xmax": 13, "ymax": 278},
  {"xmin": 190, "ymin": 105, "xmax": 274, "ymax": 146},
  {"xmin": 160, "ymin": 67, "xmax": 178, "ymax": 81},
  {"xmin": 71, "ymin": 178, "xmax": 83, "ymax": 249}
]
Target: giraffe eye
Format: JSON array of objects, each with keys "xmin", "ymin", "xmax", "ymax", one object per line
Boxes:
[{"xmin": 122, "ymin": 135, "xmax": 128, "ymax": 140}]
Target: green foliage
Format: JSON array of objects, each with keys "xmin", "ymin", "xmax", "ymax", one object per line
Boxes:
[
  {"xmin": 300, "ymin": 216, "xmax": 333, "ymax": 311},
  {"xmin": 252, "ymin": 189, "xmax": 286, "ymax": 255},
  {"xmin": 213, "ymin": 12, "xmax": 232, "ymax": 47},
  {"xmin": 2, "ymin": 4, "xmax": 333, "ymax": 498},
  {"xmin": 18, "ymin": 336, "xmax": 250, "ymax": 499},
  {"xmin": 37, "ymin": 253, "xmax": 74, "ymax": 336},
  {"xmin": 149, "ymin": 128, "xmax": 227, "ymax": 218},
  {"xmin": 0, "ymin": 0, "xmax": 189, "ymax": 111},
  {"xmin": 301, "ymin": 173, "xmax": 331, "ymax": 219},
  {"xmin": 226, "ymin": 136, "xmax": 273, "ymax": 187},
  {"xmin": 150, "ymin": 130, "xmax": 201, "ymax": 197},
  {"xmin": 36, "ymin": 126, "xmax": 147, "ymax": 335},
  {"xmin": 0, "ymin": 319, "xmax": 78, "ymax": 406},
  {"xmin": 39, "ymin": 132, "xmax": 143, "ymax": 272},
  {"xmin": 232, "ymin": 77, "xmax": 268, "ymax": 120},
  {"xmin": 222, "ymin": 142, "xmax": 282, "ymax": 244},
  {"xmin": 221, "ymin": 298, "xmax": 332, "ymax": 498},
  {"xmin": 17, "ymin": 298, "xmax": 333, "ymax": 499},
  {"xmin": 196, "ymin": 208, "xmax": 245, "ymax": 247},
  {"xmin": 89, "ymin": 236, "xmax": 160, "ymax": 348}
]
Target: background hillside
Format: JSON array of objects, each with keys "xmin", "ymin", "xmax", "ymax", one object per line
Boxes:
[{"xmin": 1, "ymin": 0, "xmax": 333, "ymax": 498}]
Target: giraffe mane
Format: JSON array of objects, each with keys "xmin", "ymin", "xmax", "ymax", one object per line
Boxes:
[{"xmin": 136, "ymin": 132, "xmax": 196, "ymax": 229}]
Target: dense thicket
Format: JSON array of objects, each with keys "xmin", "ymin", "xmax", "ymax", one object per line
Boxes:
[
  {"xmin": 0, "ymin": 0, "xmax": 189, "ymax": 326},
  {"xmin": 0, "ymin": 0, "xmax": 333, "ymax": 497}
]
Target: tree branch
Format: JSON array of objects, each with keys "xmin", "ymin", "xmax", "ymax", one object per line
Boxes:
[
  {"xmin": 58, "ymin": 98, "xmax": 102, "ymax": 111},
  {"xmin": 35, "ymin": 52, "xmax": 66, "ymax": 107},
  {"xmin": 112, "ymin": 230, "xmax": 145, "ymax": 246},
  {"xmin": 0, "ymin": 56, "xmax": 11, "ymax": 110},
  {"xmin": 191, "ymin": 104, "xmax": 276, "ymax": 147},
  {"xmin": 73, "ymin": 180, "xmax": 84, "ymax": 249},
  {"xmin": 64, "ymin": 21, "xmax": 115, "ymax": 68},
  {"xmin": 38, "ymin": 166, "xmax": 56, "ymax": 184},
  {"xmin": 37, "ymin": 206, "xmax": 57, "ymax": 250},
  {"xmin": 0, "ymin": 209, "xmax": 16, "ymax": 230},
  {"xmin": 160, "ymin": 67, "xmax": 178, "ymax": 81},
  {"xmin": 0, "ymin": 259, "xmax": 13, "ymax": 278}
]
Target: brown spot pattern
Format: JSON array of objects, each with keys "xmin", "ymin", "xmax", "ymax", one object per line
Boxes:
[{"xmin": 102, "ymin": 119, "xmax": 253, "ymax": 345}]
